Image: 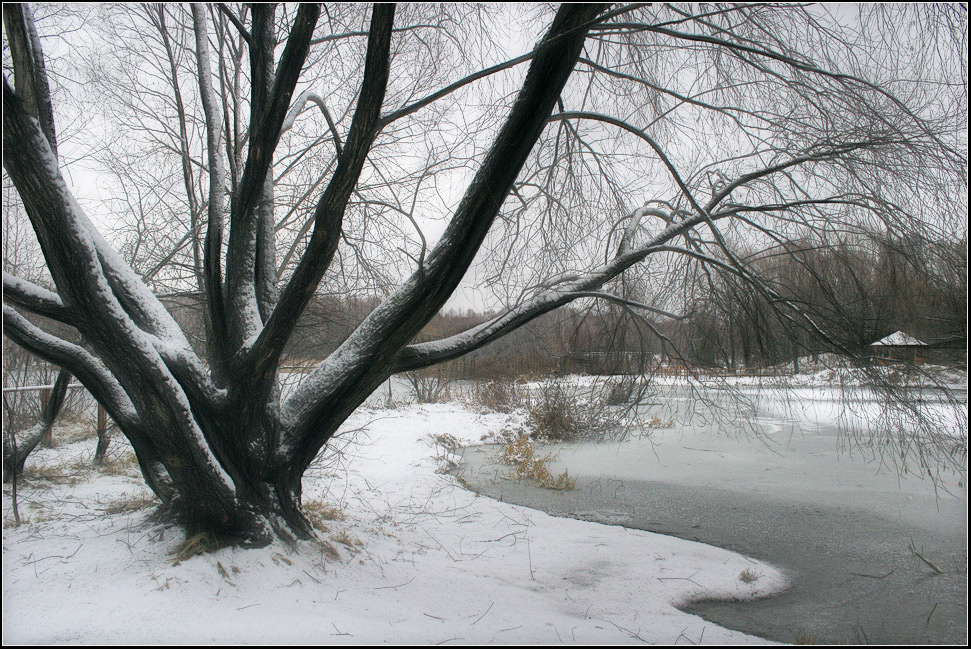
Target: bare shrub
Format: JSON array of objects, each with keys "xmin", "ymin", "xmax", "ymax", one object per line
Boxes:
[
  {"xmin": 606, "ymin": 376, "xmax": 639, "ymax": 405},
  {"xmin": 604, "ymin": 374, "xmax": 654, "ymax": 406},
  {"xmin": 469, "ymin": 376, "xmax": 641, "ymax": 442},
  {"xmin": 404, "ymin": 369, "xmax": 451, "ymax": 404},
  {"xmin": 528, "ymin": 378, "xmax": 635, "ymax": 443},
  {"xmin": 467, "ymin": 378, "xmax": 530, "ymax": 413}
]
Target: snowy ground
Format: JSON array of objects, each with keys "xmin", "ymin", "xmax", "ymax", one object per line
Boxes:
[{"xmin": 3, "ymin": 403, "xmax": 785, "ymax": 645}]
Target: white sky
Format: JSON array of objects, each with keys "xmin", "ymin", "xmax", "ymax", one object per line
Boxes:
[{"xmin": 7, "ymin": 4, "xmax": 967, "ymax": 316}]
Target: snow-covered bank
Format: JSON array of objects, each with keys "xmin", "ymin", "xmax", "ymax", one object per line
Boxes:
[{"xmin": 3, "ymin": 403, "xmax": 784, "ymax": 644}]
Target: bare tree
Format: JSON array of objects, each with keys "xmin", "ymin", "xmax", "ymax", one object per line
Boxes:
[{"xmin": 2, "ymin": 3, "xmax": 965, "ymax": 546}]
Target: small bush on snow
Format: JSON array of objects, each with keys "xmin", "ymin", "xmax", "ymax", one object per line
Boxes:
[
  {"xmin": 528, "ymin": 378, "xmax": 635, "ymax": 443},
  {"xmin": 467, "ymin": 378, "xmax": 530, "ymax": 413}
]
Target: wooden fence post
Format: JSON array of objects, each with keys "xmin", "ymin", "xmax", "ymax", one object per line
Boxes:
[
  {"xmin": 40, "ymin": 386, "xmax": 53, "ymax": 448},
  {"xmin": 94, "ymin": 404, "xmax": 110, "ymax": 464}
]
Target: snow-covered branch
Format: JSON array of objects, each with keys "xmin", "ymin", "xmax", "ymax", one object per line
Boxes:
[
  {"xmin": 2, "ymin": 272, "xmax": 72, "ymax": 323},
  {"xmin": 3, "ymin": 4, "xmax": 57, "ymax": 155},
  {"xmin": 281, "ymin": 89, "xmax": 343, "ymax": 157},
  {"xmin": 192, "ymin": 3, "xmax": 230, "ymax": 374},
  {"xmin": 394, "ymin": 178, "xmax": 871, "ymax": 374},
  {"xmin": 2, "ymin": 305, "xmax": 139, "ymax": 427}
]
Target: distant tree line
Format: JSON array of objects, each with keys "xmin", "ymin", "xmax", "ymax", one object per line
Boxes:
[
  {"xmin": 150, "ymin": 232, "xmax": 966, "ymax": 379},
  {"xmin": 674, "ymin": 235, "xmax": 967, "ymax": 369}
]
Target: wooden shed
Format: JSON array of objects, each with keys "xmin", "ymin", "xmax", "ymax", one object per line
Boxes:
[{"xmin": 870, "ymin": 331, "xmax": 927, "ymax": 364}]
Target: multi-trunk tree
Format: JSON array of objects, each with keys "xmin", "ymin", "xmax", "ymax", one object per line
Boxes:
[{"xmin": 3, "ymin": 3, "xmax": 965, "ymax": 545}]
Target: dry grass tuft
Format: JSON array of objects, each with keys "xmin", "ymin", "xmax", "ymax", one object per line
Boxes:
[
  {"xmin": 98, "ymin": 451, "xmax": 139, "ymax": 476},
  {"xmin": 4, "ymin": 514, "xmax": 28, "ymax": 528},
  {"xmin": 430, "ymin": 432, "xmax": 463, "ymax": 474},
  {"xmin": 103, "ymin": 494, "xmax": 157, "ymax": 515},
  {"xmin": 499, "ymin": 434, "xmax": 576, "ymax": 490},
  {"xmin": 21, "ymin": 461, "xmax": 88, "ymax": 485},
  {"xmin": 332, "ymin": 529, "xmax": 363, "ymax": 548},
  {"xmin": 271, "ymin": 552, "xmax": 293, "ymax": 566},
  {"xmin": 644, "ymin": 416, "xmax": 675, "ymax": 430},
  {"xmin": 58, "ymin": 416, "xmax": 101, "ymax": 444},
  {"xmin": 429, "ymin": 432, "xmax": 460, "ymax": 453},
  {"xmin": 171, "ymin": 532, "xmax": 217, "ymax": 564},
  {"xmin": 304, "ymin": 500, "xmax": 345, "ymax": 532},
  {"xmin": 315, "ymin": 538, "xmax": 341, "ymax": 561},
  {"xmin": 738, "ymin": 567, "xmax": 761, "ymax": 583}
]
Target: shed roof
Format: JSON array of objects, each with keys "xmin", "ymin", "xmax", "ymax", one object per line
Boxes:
[{"xmin": 871, "ymin": 331, "xmax": 926, "ymax": 346}]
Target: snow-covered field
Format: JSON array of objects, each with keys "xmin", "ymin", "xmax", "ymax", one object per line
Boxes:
[{"xmin": 3, "ymin": 402, "xmax": 785, "ymax": 644}]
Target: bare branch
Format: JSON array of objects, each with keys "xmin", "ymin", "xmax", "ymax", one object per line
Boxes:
[
  {"xmin": 638, "ymin": 20, "xmax": 964, "ymax": 162},
  {"xmin": 379, "ymin": 48, "xmax": 538, "ymax": 127},
  {"xmin": 215, "ymin": 3, "xmax": 251, "ymax": 47},
  {"xmin": 567, "ymin": 291, "xmax": 688, "ymax": 320},
  {"xmin": 378, "ymin": 4, "xmax": 651, "ymax": 128}
]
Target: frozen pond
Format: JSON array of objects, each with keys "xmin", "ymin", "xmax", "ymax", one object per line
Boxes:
[{"xmin": 457, "ymin": 383, "xmax": 968, "ymax": 644}]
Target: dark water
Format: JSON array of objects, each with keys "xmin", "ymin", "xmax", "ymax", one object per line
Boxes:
[{"xmin": 456, "ymin": 445, "xmax": 968, "ymax": 645}]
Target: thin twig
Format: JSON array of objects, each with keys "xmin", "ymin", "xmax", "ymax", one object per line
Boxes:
[
  {"xmin": 910, "ymin": 539, "xmax": 945, "ymax": 574},
  {"xmin": 472, "ymin": 602, "xmax": 494, "ymax": 625},
  {"xmin": 849, "ymin": 570, "xmax": 893, "ymax": 579}
]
